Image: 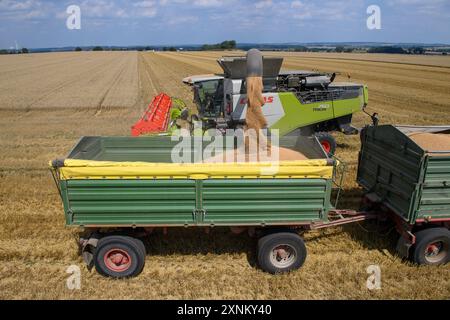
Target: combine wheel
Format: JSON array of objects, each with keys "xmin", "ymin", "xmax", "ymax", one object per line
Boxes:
[
  {"xmin": 412, "ymin": 228, "xmax": 450, "ymax": 265},
  {"xmin": 94, "ymin": 235, "xmax": 146, "ymax": 278},
  {"xmin": 315, "ymin": 132, "xmax": 337, "ymax": 156},
  {"xmin": 257, "ymin": 232, "xmax": 307, "ymax": 274}
]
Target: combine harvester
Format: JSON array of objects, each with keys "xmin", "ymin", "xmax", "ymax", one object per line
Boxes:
[{"xmin": 132, "ymin": 54, "xmax": 368, "ymax": 155}]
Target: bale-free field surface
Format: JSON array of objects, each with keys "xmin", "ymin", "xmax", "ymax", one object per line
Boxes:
[{"xmin": 0, "ymin": 51, "xmax": 449, "ymax": 299}]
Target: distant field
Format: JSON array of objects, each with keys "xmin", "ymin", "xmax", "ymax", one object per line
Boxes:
[
  {"xmin": 0, "ymin": 51, "xmax": 449, "ymax": 299},
  {"xmin": 0, "ymin": 51, "xmax": 138, "ymax": 111}
]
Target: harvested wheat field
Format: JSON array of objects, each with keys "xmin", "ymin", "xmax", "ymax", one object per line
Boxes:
[{"xmin": 0, "ymin": 51, "xmax": 449, "ymax": 300}]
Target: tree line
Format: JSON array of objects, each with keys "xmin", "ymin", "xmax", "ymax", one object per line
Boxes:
[
  {"xmin": 0, "ymin": 48, "xmax": 29, "ymax": 54},
  {"xmin": 201, "ymin": 40, "xmax": 236, "ymax": 51}
]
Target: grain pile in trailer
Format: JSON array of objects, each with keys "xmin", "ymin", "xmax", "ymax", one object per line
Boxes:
[{"xmin": 408, "ymin": 132, "xmax": 450, "ymax": 155}]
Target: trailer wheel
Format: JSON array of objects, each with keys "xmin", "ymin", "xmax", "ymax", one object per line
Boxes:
[
  {"xmin": 257, "ymin": 232, "xmax": 307, "ymax": 274},
  {"xmin": 412, "ymin": 228, "xmax": 450, "ymax": 265},
  {"xmin": 94, "ymin": 235, "xmax": 145, "ymax": 278},
  {"xmin": 131, "ymin": 237, "xmax": 147, "ymax": 257},
  {"xmin": 315, "ymin": 132, "xmax": 336, "ymax": 156}
]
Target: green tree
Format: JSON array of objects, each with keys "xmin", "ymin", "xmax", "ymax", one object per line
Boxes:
[
  {"xmin": 75, "ymin": 47, "xmax": 82, "ymax": 52},
  {"xmin": 410, "ymin": 47, "xmax": 424, "ymax": 54},
  {"xmin": 92, "ymin": 46, "xmax": 103, "ymax": 51},
  {"xmin": 220, "ymin": 40, "xmax": 236, "ymax": 49},
  {"xmin": 294, "ymin": 46, "xmax": 308, "ymax": 52},
  {"xmin": 201, "ymin": 40, "xmax": 237, "ymax": 51},
  {"xmin": 21, "ymin": 48, "xmax": 29, "ymax": 54},
  {"xmin": 368, "ymin": 46, "xmax": 407, "ymax": 54}
]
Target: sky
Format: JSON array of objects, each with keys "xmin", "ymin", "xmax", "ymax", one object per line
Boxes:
[{"xmin": 0, "ymin": 0, "xmax": 450, "ymax": 49}]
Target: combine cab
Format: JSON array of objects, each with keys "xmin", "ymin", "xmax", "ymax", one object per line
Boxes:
[{"xmin": 183, "ymin": 55, "xmax": 369, "ymax": 154}]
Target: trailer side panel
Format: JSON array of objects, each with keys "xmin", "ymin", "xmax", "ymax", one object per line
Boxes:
[
  {"xmin": 417, "ymin": 156, "xmax": 450, "ymax": 221},
  {"xmin": 357, "ymin": 125, "xmax": 423, "ymax": 223},
  {"xmin": 64, "ymin": 179, "xmax": 197, "ymax": 226},
  {"xmin": 358, "ymin": 125, "xmax": 450, "ymax": 224},
  {"xmin": 201, "ymin": 179, "xmax": 331, "ymax": 225}
]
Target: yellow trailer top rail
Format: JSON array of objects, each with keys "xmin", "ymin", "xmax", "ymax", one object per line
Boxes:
[{"xmin": 52, "ymin": 159, "xmax": 334, "ymax": 180}]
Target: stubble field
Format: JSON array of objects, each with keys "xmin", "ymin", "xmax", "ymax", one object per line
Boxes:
[{"xmin": 0, "ymin": 51, "xmax": 449, "ymax": 299}]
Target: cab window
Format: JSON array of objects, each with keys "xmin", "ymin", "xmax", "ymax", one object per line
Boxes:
[{"xmin": 193, "ymin": 80, "xmax": 223, "ymax": 117}]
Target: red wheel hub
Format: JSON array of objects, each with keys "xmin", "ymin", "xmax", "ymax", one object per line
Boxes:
[
  {"xmin": 274, "ymin": 247, "xmax": 289, "ymax": 260},
  {"xmin": 321, "ymin": 140, "xmax": 331, "ymax": 153},
  {"xmin": 104, "ymin": 249, "xmax": 132, "ymax": 272},
  {"xmin": 426, "ymin": 242, "xmax": 442, "ymax": 256}
]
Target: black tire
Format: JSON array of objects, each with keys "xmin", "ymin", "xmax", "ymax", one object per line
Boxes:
[
  {"xmin": 412, "ymin": 228, "xmax": 450, "ymax": 265},
  {"xmin": 315, "ymin": 132, "xmax": 337, "ymax": 156},
  {"xmin": 94, "ymin": 235, "xmax": 145, "ymax": 278},
  {"xmin": 101, "ymin": 232, "xmax": 147, "ymax": 257},
  {"xmin": 131, "ymin": 237, "xmax": 147, "ymax": 257},
  {"xmin": 257, "ymin": 232, "xmax": 307, "ymax": 274}
]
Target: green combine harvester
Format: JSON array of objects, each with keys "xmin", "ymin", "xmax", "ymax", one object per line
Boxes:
[{"xmin": 181, "ymin": 55, "xmax": 368, "ymax": 155}]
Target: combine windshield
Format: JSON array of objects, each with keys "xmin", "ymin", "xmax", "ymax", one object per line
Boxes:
[{"xmin": 193, "ymin": 79, "xmax": 224, "ymax": 117}]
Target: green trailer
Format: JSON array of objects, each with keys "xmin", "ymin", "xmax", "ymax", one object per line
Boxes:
[
  {"xmin": 358, "ymin": 124, "xmax": 450, "ymax": 265},
  {"xmin": 51, "ymin": 135, "xmax": 374, "ymax": 277},
  {"xmin": 50, "ymin": 126, "xmax": 450, "ymax": 278}
]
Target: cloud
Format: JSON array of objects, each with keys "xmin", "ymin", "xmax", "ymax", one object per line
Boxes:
[
  {"xmin": 0, "ymin": 0, "xmax": 50, "ymax": 20},
  {"xmin": 0, "ymin": 0, "xmax": 36, "ymax": 11},
  {"xmin": 255, "ymin": 0, "xmax": 273, "ymax": 9},
  {"xmin": 159, "ymin": 0, "xmax": 223, "ymax": 7},
  {"xmin": 387, "ymin": 0, "xmax": 445, "ymax": 5},
  {"xmin": 288, "ymin": 0, "xmax": 363, "ymax": 21},
  {"xmin": 291, "ymin": 1, "xmax": 304, "ymax": 9},
  {"xmin": 138, "ymin": 8, "xmax": 157, "ymax": 17},
  {"xmin": 133, "ymin": 1, "xmax": 156, "ymax": 8},
  {"xmin": 80, "ymin": 0, "xmax": 125, "ymax": 18},
  {"xmin": 193, "ymin": 0, "xmax": 222, "ymax": 7},
  {"xmin": 67, "ymin": 0, "xmax": 159, "ymax": 19},
  {"xmin": 133, "ymin": 0, "xmax": 158, "ymax": 17},
  {"xmin": 23, "ymin": 9, "xmax": 45, "ymax": 18},
  {"xmin": 167, "ymin": 15, "xmax": 198, "ymax": 25},
  {"xmin": 387, "ymin": 0, "xmax": 450, "ymax": 18},
  {"xmin": 159, "ymin": 0, "xmax": 188, "ymax": 5}
]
